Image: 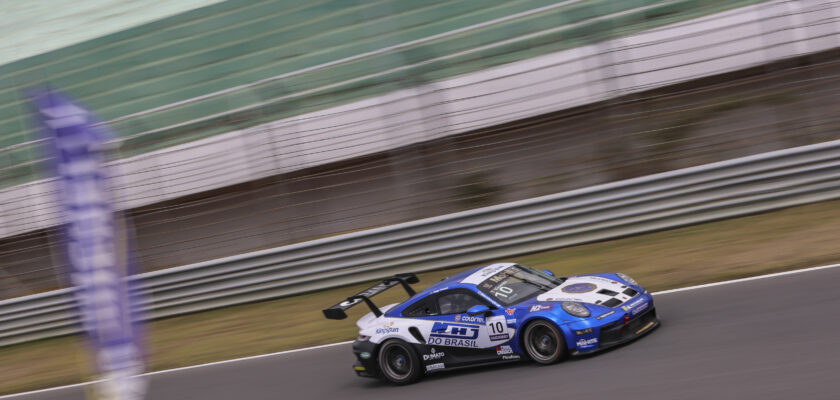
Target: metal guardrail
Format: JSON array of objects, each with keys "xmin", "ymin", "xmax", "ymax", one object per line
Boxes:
[{"xmin": 1, "ymin": 139, "xmax": 840, "ymax": 346}]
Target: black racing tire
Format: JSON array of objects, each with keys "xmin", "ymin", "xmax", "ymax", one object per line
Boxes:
[
  {"xmin": 377, "ymin": 339, "xmax": 423, "ymax": 385},
  {"xmin": 522, "ymin": 319, "xmax": 567, "ymax": 364}
]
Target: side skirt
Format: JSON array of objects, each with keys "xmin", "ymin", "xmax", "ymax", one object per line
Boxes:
[{"xmin": 411, "ymin": 343, "xmax": 524, "ymax": 373}]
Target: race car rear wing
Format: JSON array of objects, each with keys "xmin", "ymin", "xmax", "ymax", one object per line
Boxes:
[{"xmin": 322, "ymin": 273, "xmax": 419, "ymax": 320}]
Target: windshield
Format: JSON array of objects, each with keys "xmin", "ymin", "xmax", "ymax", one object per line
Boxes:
[{"xmin": 477, "ymin": 264, "xmax": 565, "ymax": 306}]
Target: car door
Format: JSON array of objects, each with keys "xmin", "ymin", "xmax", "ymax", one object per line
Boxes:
[
  {"xmin": 423, "ymin": 289, "xmax": 499, "ymax": 368},
  {"xmin": 401, "ymin": 289, "xmax": 486, "ymax": 347},
  {"xmin": 428, "ymin": 290, "xmax": 489, "ymax": 348},
  {"xmin": 400, "ymin": 289, "xmax": 513, "ymax": 367}
]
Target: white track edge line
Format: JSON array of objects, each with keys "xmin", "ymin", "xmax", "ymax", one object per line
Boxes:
[
  {"xmin": 140, "ymin": 340, "xmax": 354, "ymax": 377},
  {"xmin": 3, "ymin": 262, "xmax": 839, "ymax": 398},
  {"xmin": 0, "ymin": 382, "xmax": 93, "ymax": 399},
  {"xmin": 651, "ymin": 263, "xmax": 840, "ymax": 295},
  {"xmin": 0, "ymin": 341, "xmax": 353, "ymax": 399}
]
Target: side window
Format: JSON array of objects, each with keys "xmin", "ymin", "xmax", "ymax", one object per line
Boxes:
[
  {"xmin": 403, "ymin": 297, "xmax": 439, "ymax": 317},
  {"xmin": 437, "ymin": 292, "xmax": 485, "ymax": 315}
]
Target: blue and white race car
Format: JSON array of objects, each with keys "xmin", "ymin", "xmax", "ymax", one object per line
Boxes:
[{"xmin": 323, "ymin": 263, "xmax": 659, "ymax": 384}]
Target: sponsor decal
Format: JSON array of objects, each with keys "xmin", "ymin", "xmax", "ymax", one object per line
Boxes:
[
  {"xmin": 621, "ymin": 297, "xmax": 646, "ymax": 311},
  {"xmin": 423, "ymin": 348, "xmax": 445, "ymax": 361},
  {"xmin": 597, "ymin": 310, "xmax": 616, "ymax": 320},
  {"xmin": 426, "ymin": 363, "xmax": 445, "ymax": 371},
  {"xmin": 542, "ymin": 296, "xmax": 584, "ymax": 302},
  {"xmin": 489, "ymin": 333, "xmax": 510, "ymax": 341},
  {"xmin": 430, "ymin": 323, "xmax": 479, "ymax": 339},
  {"xmin": 586, "ymin": 276, "xmax": 620, "ymax": 284},
  {"xmin": 338, "ymin": 282, "xmax": 391, "ymax": 307},
  {"xmin": 428, "ymin": 338, "xmax": 478, "ymax": 347},
  {"xmin": 575, "ymin": 328, "xmax": 593, "ymax": 335},
  {"xmin": 375, "ymin": 321, "xmax": 398, "ymax": 335},
  {"xmin": 359, "ymin": 352, "xmax": 371, "ymax": 359},
  {"xmin": 505, "ymin": 308, "xmax": 516, "ymax": 316},
  {"xmin": 635, "ymin": 321, "xmax": 655, "ymax": 335},
  {"xmin": 562, "ymin": 283, "xmax": 597, "ymax": 294},
  {"xmin": 576, "ymin": 337, "xmax": 599, "ymax": 347},
  {"xmin": 502, "ymin": 354, "xmax": 521, "ymax": 360},
  {"xmin": 631, "ymin": 302, "xmax": 649, "ymax": 316},
  {"xmin": 339, "ymin": 298, "xmax": 362, "ymax": 307},
  {"xmin": 496, "ymin": 345, "xmax": 514, "ymax": 355},
  {"xmin": 428, "ymin": 322, "xmax": 480, "ymax": 347},
  {"xmin": 529, "ymin": 304, "xmax": 553, "ymax": 312},
  {"xmin": 506, "ymin": 319, "xmax": 517, "ymax": 325},
  {"xmin": 466, "ymin": 264, "xmax": 515, "ymax": 285},
  {"xmin": 454, "ymin": 314, "xmax": 484, "ymax": 323},
  {"xmin": 353, "ymin": 365, "xmax": 366, "ymax": 372}
]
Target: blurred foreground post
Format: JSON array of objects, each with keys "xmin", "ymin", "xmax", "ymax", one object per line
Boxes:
[{"xmin": 28, "ymin": 89, "xmax": 146, "ymax": 400}]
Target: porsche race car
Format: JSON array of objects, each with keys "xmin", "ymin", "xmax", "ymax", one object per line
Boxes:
[{"xmin": 323, "ymin": 263, "xmax": 659, "ymax": 384}]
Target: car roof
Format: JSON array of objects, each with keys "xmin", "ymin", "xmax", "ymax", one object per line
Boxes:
[
  {"xmin": 419, "ymin": 262, "xmax": 517, "ymax": 293},
  {"xmin": 386, "ymin": 263, "xmax": 517, "ymax": 316}
]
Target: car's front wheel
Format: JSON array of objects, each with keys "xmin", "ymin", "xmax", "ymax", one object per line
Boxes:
[
  {"xmin": 522, "ymin": 320, "xmax": 567, "ymax": 364},
  {"xmin": 377, "ymin": 339, "xmax": 422, "ymax": 385}
]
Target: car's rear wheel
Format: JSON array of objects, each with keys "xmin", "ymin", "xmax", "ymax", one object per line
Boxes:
[
  {"xmin": 522, "ymin": 320, "xmax": 567, "ymax": 364},
  {"xmin": 378, "ymin": 339, "xmax": 422, "ymax": 385}
]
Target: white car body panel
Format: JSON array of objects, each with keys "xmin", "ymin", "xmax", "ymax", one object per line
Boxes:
[{"xmin": 536, "ymin": 275, "xmax": 635, "ymax": 305}]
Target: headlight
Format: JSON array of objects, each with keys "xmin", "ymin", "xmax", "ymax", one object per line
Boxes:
[
  {"xmin": 561, "ymin": 301, "xmax": 591, "ymax": 318},
  {"xmin": 617, "ymin": 273, "xmax": 638, "ymax": 286},
  {"xmin": 356, "ymin": 334, "xmax": 370, "ymax": 341}
]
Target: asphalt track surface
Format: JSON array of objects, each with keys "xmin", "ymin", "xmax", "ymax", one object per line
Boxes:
[{"xmin": 11, "ymin": 266, "xmax": 840, "ymax": 400}]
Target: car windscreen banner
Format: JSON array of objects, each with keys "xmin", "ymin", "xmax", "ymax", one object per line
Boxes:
[{"xmin": 29, "ymin": 89, "xmax": 146, "ymax": 400}]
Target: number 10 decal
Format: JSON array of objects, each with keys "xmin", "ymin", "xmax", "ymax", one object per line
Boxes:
[{"xmin": 486, "ymin": 315, "xmax": 510, "ymax": 341}]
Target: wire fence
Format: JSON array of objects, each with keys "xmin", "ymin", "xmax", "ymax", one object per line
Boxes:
[{"xmin": 1, "ymin": 0, "xmax": 839, "ymax": 298}]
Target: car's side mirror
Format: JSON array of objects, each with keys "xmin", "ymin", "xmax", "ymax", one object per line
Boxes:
[
  {"xmin": 467, "ymin": 304, "xmax": 492, "ymax": 317},
  {"xmin": 542, "ymin": 269, "xmax": 555, "ymax": 277}
]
